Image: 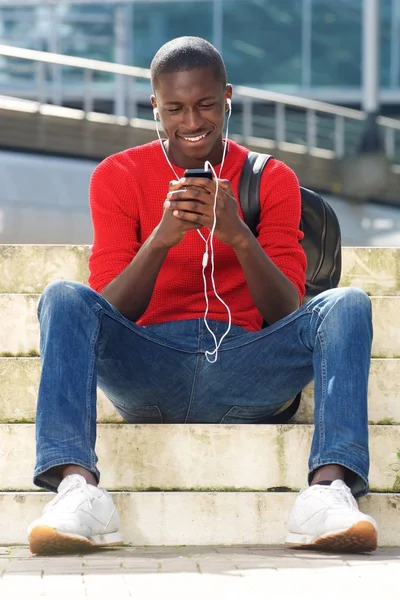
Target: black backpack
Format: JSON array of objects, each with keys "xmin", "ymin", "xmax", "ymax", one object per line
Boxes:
[
  {"xmin": 238, "ymin": 151, "xmax": 342, "ymax": 423},
  {"xmin": 239, "ymin": 152, "xmax": 342, "ymax": 301}
]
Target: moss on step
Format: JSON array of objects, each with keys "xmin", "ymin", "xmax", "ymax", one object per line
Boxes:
[
  {"xmin": 369, "ymin": 419, "xmax": 399, "ymax": 425},
  {"xmin": 371, "ymin": 354, "xmax": 400, "ymax": 359},
  {"xmin": 0, "ymin": 350, "xmax": 39, "ymax": 357}
]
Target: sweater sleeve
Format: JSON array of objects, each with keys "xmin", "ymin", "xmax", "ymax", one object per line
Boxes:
[
  {"xmin": 256, "ymin": 158, "xmax": 307, "ymax": 300},
  {"xmin": 88, "ymin": 155, "xmax": 141, "ymax": 294}
]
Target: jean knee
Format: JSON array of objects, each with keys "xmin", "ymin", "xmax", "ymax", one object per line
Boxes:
[
  {"xmin": 38, "ymin": 280, "xmax": 89, "ymax": 318},
  {"xmin": 337, "ymin": 287, "xmax": 371, "ymax": 315}
]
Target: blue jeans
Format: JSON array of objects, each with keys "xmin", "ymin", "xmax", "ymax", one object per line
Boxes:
[{"xmin": 34, "ymin": 281, "xmax": 372, "ymax": 498}]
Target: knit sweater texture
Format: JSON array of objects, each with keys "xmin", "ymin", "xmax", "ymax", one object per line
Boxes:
[{"xmin": 89, "ymin": 139, "xmax": 306, "ymax": 332}]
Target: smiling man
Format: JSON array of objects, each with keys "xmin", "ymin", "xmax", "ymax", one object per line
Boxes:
[{"xmin": 28, "ymin": 36, "xmax": 377, "ymax": 556}]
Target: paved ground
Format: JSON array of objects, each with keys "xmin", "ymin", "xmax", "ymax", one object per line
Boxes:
[{"xmin": 0, "ymin": 546, "xmax": 399, "ymax": 599}]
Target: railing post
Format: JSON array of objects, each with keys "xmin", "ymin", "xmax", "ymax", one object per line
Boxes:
[
  {"xmin": 334, "ymin": 114, "xmax": 345, "ymax": 158},
  {"xmin": 36, "ymin": 61, "xmax": 46, "ymax": 105},
  {"xmin": 48, "ymin": 3, "xmax": 62, "ymax": 106},
  {"xmin": 242, "ymin": 98, "xmax": 253, "ymax": 140},
  {"xmin": 275, "ymin": 103, "xmax": 286, "ymax": 147},
  {"xmin": 83, "ymin": 69, "xmax": 94, "ymax": 114},
  {"xmin": 306, "ymin": 108, "xmax": 317, "ymax": 151},
  {"xmin": 384, "ymin": 127, "xmax": 395, "ymax": 160},
  {"xmin": 114, "ymin": 4, "xmax": 128, "ymax": 117},
  {"xmin": 127, "ymin": 76, "xmax": 137, "ymax": 120}
]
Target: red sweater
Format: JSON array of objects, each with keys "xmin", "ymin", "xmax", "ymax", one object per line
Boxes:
[{"xmin": 88, "ymin": 139, "xmax": 306, "ymax": 332}]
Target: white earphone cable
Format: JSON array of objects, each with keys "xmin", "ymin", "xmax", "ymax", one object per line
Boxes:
[
  {"xmin": 201, "ymin": 160, "xmax": 232, "ymax": 363},
  {"xmin": 155, "ymin": 103, "xmax": 232, "ymax": 363}
]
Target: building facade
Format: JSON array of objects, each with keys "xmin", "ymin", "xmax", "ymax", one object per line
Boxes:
[{"xmin": 0, "ymin": 0, "xmax": 399, "ymax": 110}]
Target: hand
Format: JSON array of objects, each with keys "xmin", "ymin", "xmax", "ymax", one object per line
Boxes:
[
  {"xmin": 163, "ymin": 177, "xmax": 251, "ymax": 247},
  {"xmin": 152, "ymin": 180, "xmax": 204, "ymax": 249}
]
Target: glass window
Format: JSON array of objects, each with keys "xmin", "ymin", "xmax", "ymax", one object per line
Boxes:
[
  {"xmin": 380, "ymin": 0, "xmax": 393, "ymax": 87},
  {"xmin": 0, "ymin": 0, "xmax": 399, "ymax": 100},
  {"xmin": 222, "ymin": 0, "xmax": 303, "ymax": 88},
  {"xmin": 132, "ymin": 1, "xmax": 214, "ymax": 70},
  {"xmin": 311, "ymin": 0, "xmax": 362, "ymax": 87},
  {"xmin": 0, "ymin": 6, "xmax": 41, "ymax": 88},
  {"xmin": 59, "ymin": 3, "xmax": 115, "ymax": 62},
  {"xmin": 0, "ymin": 6, "xmax": 43, "ymax": 49},
  {"xmin": 393, "ymin": 0, "xmax": 400, "ymax": 88}
]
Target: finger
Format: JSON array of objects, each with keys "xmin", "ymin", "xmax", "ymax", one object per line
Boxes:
[
  {"xmin": 169, "ymin": 179, "xmax": 189, "ymax": 192},
  {"xmin": 166, "ymin": 188, "xmax": 209, "ymax": 203},
  {"xmin": 165, "ymin": 200, "xmax": 208, "ymax": 215},
  {"xmin": 172, "ymin": 209, "xmax": 206, "ymax": 226},
  {"xmin": 182, "ymin": 221, "xmax": 203, "ymax": 231},
  {"xmin": 217, "ymin": 179, "xmax": 234, "ymax": 195},
  {"xmin": 179, "ymin": 177, "xmax": 214, "ymax": 192}
]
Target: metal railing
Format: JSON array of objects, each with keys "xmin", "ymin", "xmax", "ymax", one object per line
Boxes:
[{"xmin": 1, "ymin": 44, "xmax": 399, "ymax": 163}]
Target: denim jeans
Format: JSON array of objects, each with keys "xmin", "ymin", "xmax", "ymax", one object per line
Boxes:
[{"xmin": 34, "ymin": 281, "xmax": 372, "ymax": 498}]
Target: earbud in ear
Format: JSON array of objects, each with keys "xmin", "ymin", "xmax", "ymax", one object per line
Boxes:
[
  {"xmin": 153, "ymin": 107, "xmax": 159, "ymax": 119},
  {"xmin": 226, "ymin": 98, "xmax": 232, "ymax": 111}
]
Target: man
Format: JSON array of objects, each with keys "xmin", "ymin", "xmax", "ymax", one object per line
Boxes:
[{"xmin": 28, "ymin": 36, "xmax": 377, "ymax": 555}]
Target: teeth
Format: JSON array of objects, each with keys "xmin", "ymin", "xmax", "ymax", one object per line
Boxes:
[{"xmin": 183, "ymin": 132, "xmax": 208, "ymax": 142}]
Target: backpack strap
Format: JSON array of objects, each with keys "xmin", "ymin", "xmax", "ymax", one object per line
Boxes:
[{"xmin": 238, "ymin": 152, "xmax": 272, "ymax": 237}]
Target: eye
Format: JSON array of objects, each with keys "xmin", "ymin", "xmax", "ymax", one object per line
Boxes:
[
  {"xmin": 167, "ymin": 107, "xmax": 182, "ymax": 113},
  {"xmin": 199, "ymin": 104, "xmax": 215, "ymax": 109}
]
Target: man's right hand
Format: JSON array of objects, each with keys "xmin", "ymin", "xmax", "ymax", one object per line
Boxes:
[{"xmin": 152, "ymin": 180, "xmax": 203, "ymax": 249}]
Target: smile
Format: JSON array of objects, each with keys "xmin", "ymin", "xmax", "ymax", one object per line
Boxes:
[{"xmin": 179, "ymin": 131, "xmax": 212, "ymax": 143}]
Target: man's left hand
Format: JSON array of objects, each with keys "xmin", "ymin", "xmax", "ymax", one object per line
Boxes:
[{"xmin": 164, "ymin": 177, "xmax": 251, "ymax": 248}]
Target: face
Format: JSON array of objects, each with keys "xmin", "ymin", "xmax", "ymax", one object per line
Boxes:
[{"xmin": 151, "ymin": 67, "xmax": 232, "ymax": 169}]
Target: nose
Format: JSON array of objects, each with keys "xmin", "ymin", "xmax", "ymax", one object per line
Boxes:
[{"xmin": 182, "ymin": 107, "xmax": 204, "ymax": 132}]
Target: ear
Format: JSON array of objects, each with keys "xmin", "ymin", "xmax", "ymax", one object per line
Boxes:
[
  {"xmin": 225, "ymin": 84, "xmax": 233, "ymax": 111},
  {"xmin": 150, "ymin": 95, "xmax": 158, "ymax": 119}
]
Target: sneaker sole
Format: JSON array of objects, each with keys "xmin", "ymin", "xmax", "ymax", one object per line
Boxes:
[
  {"xmin": 285, "ymin": 520, "xmax": 378, "ymax": 553},
  {"xmin": 29, "ymin": 525, "xmax": 123, "ymax": 555}
]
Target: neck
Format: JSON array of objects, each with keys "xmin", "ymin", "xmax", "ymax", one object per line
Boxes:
[{"xmin": 164, "ymin": 138, "xmax": 225, "ymax": 169}]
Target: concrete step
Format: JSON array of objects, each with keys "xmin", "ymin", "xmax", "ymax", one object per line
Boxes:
[
  {"xmin": 1, "ymin": 424, "xmax": 399, "ymax": 492},
  {"xmin": 0, "ymin": 491, "xmax": 398, "ymax": 546},
  {"xmin": 0, "ymin": 245, "xmax": 399, "ymax": 295},
  {"xmin": 0, "ymin": 294, "xmax": 399, "ymax": 358},
  {"xmin": 0, "ymin": 357, "xmax": 398, "ymax": 426}
]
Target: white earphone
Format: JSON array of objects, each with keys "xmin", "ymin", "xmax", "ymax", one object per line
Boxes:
[{"xmin": 153, "ymin": 96, "xmax": 233, "ymax": 363}]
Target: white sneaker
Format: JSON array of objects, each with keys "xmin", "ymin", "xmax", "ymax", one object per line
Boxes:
[
  {"xmin": 286, "ymin": 480, "xmax": 378, "ymax": 552},
  {"xmin": 28, "ymin": 474, "xmax": 123, "ymax": 555}
]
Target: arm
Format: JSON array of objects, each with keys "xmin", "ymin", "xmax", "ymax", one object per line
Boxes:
[
  {"xmin": 100, "ymin": 234, "xmax": 169, "ymax": 322},
  {"xmin": 165, "ymin": 160, "xmax": 306, "ymax": 325},
  {"xmin": 89, "ymin": 157, "xmax": 204, "ymax": 321},
  {"xmin": 230, "ymin": 225, "xmax": 300, "ymax": 324}
]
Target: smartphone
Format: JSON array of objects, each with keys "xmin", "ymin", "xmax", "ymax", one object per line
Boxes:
[{"xmin": 183, "ymin": 168, "xmax": 213, "ymax": 180}]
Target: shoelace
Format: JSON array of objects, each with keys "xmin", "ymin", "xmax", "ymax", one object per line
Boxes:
[
  {"xmin": 318, "ymin": 484, "xmax": 357, "ymax": 510},
  {"xmin": 43, "ymin": 480, "xmax": 95, "ymax": 513}
]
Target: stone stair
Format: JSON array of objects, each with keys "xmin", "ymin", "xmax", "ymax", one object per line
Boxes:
[{"xmin": 0, "ymin": 245, "xmax": 399, "ymax": 547}]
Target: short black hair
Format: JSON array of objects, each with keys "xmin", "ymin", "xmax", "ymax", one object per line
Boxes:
[{"xmin": 151, "ymin": 36, "xmax": 227, "ymax": 90}]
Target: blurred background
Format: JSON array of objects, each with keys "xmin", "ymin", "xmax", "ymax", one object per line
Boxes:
[{"xmin": 0, "ymin": 0, "xmax": 399, "ymax": 245}]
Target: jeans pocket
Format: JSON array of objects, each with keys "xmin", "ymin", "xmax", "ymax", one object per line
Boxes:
[
  {"xmin": 114, "ymin": 404, "xmax": 164, "ymax": 424},
  {"xmin": 220, "ymin": 405, "xmax": 277, "ymax": 424}
]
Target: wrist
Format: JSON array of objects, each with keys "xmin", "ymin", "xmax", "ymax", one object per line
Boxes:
[
  {"xmin": 230, "ymin": 223, "xmax": 254, "ymax": 252},
  {"xmin": 149, "ymin": 229, "xmax": 173, "ymax": 252}
]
